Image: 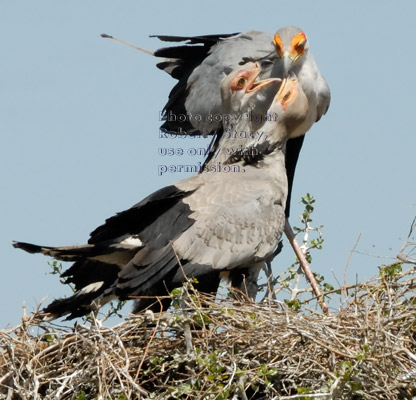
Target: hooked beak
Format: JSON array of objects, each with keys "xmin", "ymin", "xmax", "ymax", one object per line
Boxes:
[
  {"xmin": 280, "ymin": 52, "xmax": 302, "ymax": 77},
  {"xmin": 286, "ymin": 51, "xmax": 302, "ymax": 63}
]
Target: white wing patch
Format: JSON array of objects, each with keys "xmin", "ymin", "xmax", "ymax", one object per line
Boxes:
[
  {"xmin": 120, "ymin": 236, "xmax": 143, "ymax": 247},
  {"xmin": 79, "ymin": 281, "xmax": 105, "ymax": 294}
]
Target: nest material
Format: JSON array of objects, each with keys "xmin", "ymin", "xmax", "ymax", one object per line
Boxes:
[{"xmin": 1, "ymin": 265, "xmax": 415, "ymax": 400}]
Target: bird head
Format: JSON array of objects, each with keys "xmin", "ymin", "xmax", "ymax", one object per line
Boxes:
[
  {"xmin": 270, "ymin": 76, "xmax": 310, "ymax": 138},
  {"xmin": 220, "ymin": 63, "xmax": 281, "ymax": 120},
  {"xmin": 272, "ymin": 26, "xmax": 309, "ymax": 77}
]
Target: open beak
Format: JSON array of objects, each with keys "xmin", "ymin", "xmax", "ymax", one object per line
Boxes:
[
  {"xmin": 275, "ymin": 78, "xmax": 299, "ymax": 110},
  {"xmin": 246, "ymin": 64, "xmax": 282, "ymax": 93}
]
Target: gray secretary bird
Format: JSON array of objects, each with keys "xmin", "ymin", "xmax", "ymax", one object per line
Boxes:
[{"xmin": 13, "ymin": 66, "xmax": 309, "ymax": 320}]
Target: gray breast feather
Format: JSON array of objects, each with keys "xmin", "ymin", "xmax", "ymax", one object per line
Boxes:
[{"xmin": 173, "ymin": 175, "xmax": 286, "ymax": 269}]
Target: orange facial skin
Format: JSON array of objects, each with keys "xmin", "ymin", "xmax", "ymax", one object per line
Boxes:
[
  {"xmin": 273, "ymin": 31, "xmax": 308, "ymax": 62},
  {"xmin": 276, "ymin": 78, "xmax": 299, "ymax": 110},
  {"xmin": 273, "ymin": 33, "xmax": 284, "ymax": 57}
]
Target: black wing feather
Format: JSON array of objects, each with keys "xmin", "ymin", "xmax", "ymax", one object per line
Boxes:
[
  {"xmin": 284, "ymin": 135, "xmax": 305, "ymax": 218},
  {"xmin": 89, "ymin": 185, "xmax": 193, "ymax": 244},
  {"xmin": 153, "ymin": 33, "xmax": 239, "ymax": 135},
  {"xmin": 151, "ymin": 33, "xmax": 238, "ymax": 45}
]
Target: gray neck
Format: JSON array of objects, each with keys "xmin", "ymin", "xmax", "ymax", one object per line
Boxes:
[{"xmin": 204, "ymin": 113, "xmax": 287, "ymax": 167}]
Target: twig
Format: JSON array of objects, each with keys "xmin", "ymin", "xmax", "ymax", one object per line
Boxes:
[
  {"xmin": 284, "ymin": 220, "xmax": 329, "ymax": 314},
  {"xmin": 344, "ymin": 233, "xmax": 361, "ymax": 289}
]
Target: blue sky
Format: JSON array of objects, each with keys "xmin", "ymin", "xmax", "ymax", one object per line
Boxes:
[{"xmin": 1, "ymin": 1, "xmax": 415, "ymax": 328}]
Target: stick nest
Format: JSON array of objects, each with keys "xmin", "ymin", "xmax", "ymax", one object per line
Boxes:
[{"xmin": 1, "ymin": 264, "xmax": 416, "ymax": 400}]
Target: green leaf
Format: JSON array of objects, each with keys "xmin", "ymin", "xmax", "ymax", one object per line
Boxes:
[
  {"xmin": 380, "ymin": 263, "xmax": 402, "ymax": 279},
  {"xmin": 323, "ymin": 283, "xmax": 334, "ymax": 291},
  {"xmin": 285, "ymin": 299, "xmax": 301, "ymax": 311},
  {"xmin": 170, "ymin": 287, "xmax": 182, "ymax": 297},
  {"xmin": 176, "ymin": 383, "xmax": 191, "ymax": 396},
  {"xmin": 44, "ymin": 334, "xmax": 55, "ymax": 343},
  {"xmin": 74, "ymin": 391, "xmax": 87, "ymax": 400},
  {"xmin": 349, "ymin": 381, "xmax": 362, "ymax": 391}
]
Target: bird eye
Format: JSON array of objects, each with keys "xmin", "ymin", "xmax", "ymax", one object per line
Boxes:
[
  {"xmin": 296, "ymin": 40, "xmax": 306, "ymax": 50},
  {"xmin": 291, "ymin": 32, "xmax": 308, "ymax": 55},
  {"xmin": 237, "ymin": 78, "xmax": 246, "ymax": 88},
  {"xmin": 231, "ymin": 76, "xmax": 247, "ymax": 91}
]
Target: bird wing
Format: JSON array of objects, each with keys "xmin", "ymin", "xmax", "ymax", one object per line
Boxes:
[
  {"xmin": 14, "ymin": 184, "xmax": 199, "ymax": 318},
  {"xmin": 315, "ymin": 74, "xmax": 331, "ymax": 122},
  {"xmin": 173, "ymin": 171, "xmax": 286, "ymax": 270},
  {"xmin": 297, "ymin": 53, "xmax": 330, "ymax": 124},
  {"xmin": 115, "ymin": 167, "xmax": 285, "ymax": 299},
  {"xmin": 88, "ymin": 185, "xmax": 194, "ymax": 245},
  {"xmin": 153, "ymin": 35, "xmax": 228, "ymax": 135},
  {"xmin": 64, "ymin": 184, "xmax": 197, "ymax": 290},
  {"xmin": 284, "ymin": 135, "xmax": 304, "ymax": 217}
]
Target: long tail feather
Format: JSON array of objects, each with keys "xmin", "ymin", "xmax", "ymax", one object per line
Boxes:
[
  {"xmin": 43, "ymin": 282, "xmax": 115, "ymax": 320},
  {"xmin": 13, "ymin": 240, "xmax": 140, "ymax": 264}
]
